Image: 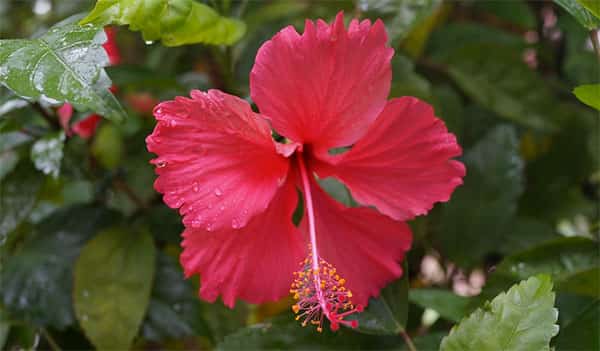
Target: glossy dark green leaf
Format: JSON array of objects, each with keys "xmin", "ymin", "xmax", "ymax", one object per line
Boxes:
[
  {"xmin": 440, "ymin": 275, "xmax": 559, "ymax": 351},
  {"xmin": 554, "ymin": 299, "xmax": 599, "ymax": 350},
  {"xmin": 494, "ymin": 237, "xmax": 599, "ymax": 297},
  {"xmin": 390, "ymin": 54, "xmax": 432, "ymax": 100},
  {"xmin": 73, "ymin": 226, "xmax": 156, "ymax": 350},
  {"xmin": 438, "ymin": 125, "xmax": 524, "ymax": 267},
  {"xmin": 81, "ymin": 0, "xmax": 246, "ymax": 46},
  {"xmin": 218, "ymin": 315, "xmax": 402, "ymax": 351},
  {"xmin": 441, "ymin": 44, "xmax": 560, "ymax": 131},
  {"xmin": 574, "ymin": 83, "xmax": 600, "ymax": 110},
  {"xmin": 30, "ymin": 131, "xmax": 65, "ymax": 178},
  {"xmin": 0, "ymin": 161, "xmax": 43, "ymax": 243},
  {"xmin": 358, "ymin": 0, "xmax": 442, "ymax": 43},
  {"xmin": 1, "ymin": 206, "xmax": 116, "ymax": 328},
  {"xmin": 0, "ymin": 17, "xmax": 125, "ymax": 121},
  {"xmin": 141, "ymin": 252, "xmax": 208, "ymax": 342},
  {"xmin": 555, "ymin": 0, "xmax": 600, "ymax": 29},
  {"xmin": 350, "ymin": 261, "xmax": 409, "ymax": 335},
  {"xmin": 409, "ymin": 289, "xmax": 471, "ymax": 323},
  {"xmin": 498, "ymin": 218, "xmax": 558, "ymax": 254}
]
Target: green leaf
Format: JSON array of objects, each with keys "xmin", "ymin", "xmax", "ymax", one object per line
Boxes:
[
  {"xmin": 80, "ymin": 0, "xmax": 246, "ymax": 46},
  {"xmin": 1, "ymin": 206, "xmax": 116, "ymax": 328},
  {"xmin": 0, "ymin": 161, "xmax": 43, "ymax": 243},
  {"xmin": 440, "ymin": 275, "xmax": 559, "ymax": 351},
  {"xmin": 358, "ymin": 0, "xmax": 442, "ymax": 44},
  {"xmin": 409, "ymin": 289, "xmax": 471, "ymax": 323},
  {"xmin": 493, "ymin": 237, "xmax": 599, "ymax": 298},
  {"xmin": 438, "ymin": 125, "xmax": 524, "ymax": 267},
  {"xmin": 91, "ymin": 123, "xmax": 123, "ymax": 169},
  {"xmin": 474, "ymin": 0, "xmax": 536, "ymax": 29},
  {"xmin": 441, "ymin": 44, "xmax": 560, "ymax": 131},
  {"xmin": 218, "ymin": 315, "xmax": 403, "ymax": 350},
  {"xmin": 30, "ymin": 131, "xmax": 65, "ymax": 178},
  {"xmin": 390, "ymin": 54, "xmax": 432, "ymax": 100},
  {"xmin": 554, "ymin": 299, "xmax": 599, "ymax": 350},
  {"xmin": 578, "ymin": 0, "xmax": 600, "ymax": 19},
  {"xmin": 350, "ymin": 261, "xmax": 409, "ymax": 335},
  {"xmin": 73, "ymin": 226, "xmax": 156, "ymax": 350},
  {"xmin": 574, "ymin": 83, "xmax": 600, "ymax": 110},
  {"xmin": 0, "ymin": 149, "xmax": 18, "ymax": 181},
  {"xmin": 141, "ymin": 252, "xmax": 208, "ymax": 342},
  {"xmin": 0, "ymin": 17, "xmax": 126, "ymax": 122},
  {"xmin": 554, "ymin": 0, "xmax": 600, "ymax": 29}
]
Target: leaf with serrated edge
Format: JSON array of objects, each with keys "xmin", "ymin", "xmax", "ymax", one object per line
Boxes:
[
  {"xmin": 0, "ymin": 17, "xmax": 125, "ymax": 121},
  {"xmin": 80, "ymin": 0, "xmax": 246, "ymax": 46},
  {"xmin": 74, "ymin": 227, "xmax": 155, "ymax": 350},
  {"xmin": 440, "ymin": 275, "xmax": 559, "ymax": 351}
]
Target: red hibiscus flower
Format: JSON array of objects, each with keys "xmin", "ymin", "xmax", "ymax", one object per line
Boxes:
[
  {"xmin": 146, "ymin": 13, "xmax": 465, "ymax": 332},
  {"xmin": 58, "ymin": 27, "xmax": 120, "ymax": 138}
]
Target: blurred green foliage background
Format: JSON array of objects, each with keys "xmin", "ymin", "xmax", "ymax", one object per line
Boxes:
[{"xmin": 0, "ymin": 0, "xmax": 598, "ymax": 350}]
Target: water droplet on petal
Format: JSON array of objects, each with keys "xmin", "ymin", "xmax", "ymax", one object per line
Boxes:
[
  {"xmin": 214, "ymin": 188, "xmax": 223, "ymax": 197},
  {"xmin": 232, "ymin": 218, "xmax": 241, "ymax": 229},
  {"xmin": 169, "ymin": 120, "xmax": 177, "ymax": 127},
  {"xmin": 192, "ymin": 182, "xmax": 199, "ymax": 192},
  {"xmin": 156, "ymin": 160, "xmax": 167, "ymax": 168}
]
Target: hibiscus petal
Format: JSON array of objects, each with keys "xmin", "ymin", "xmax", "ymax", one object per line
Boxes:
[
  {"xmin": 250, "ymin": 12, "xmax": 393, "ymax": 150},
  {"xmin": 306, "ymin": 178, "xmax": 412, "ymax": 306},
  {"xmin": 146, "ymin": 89, "xmax": 290, "ymax": 231},
  {"xmin": 314, "ymin": 97, "xmax": 465, "ymax": 221},
  {"xmin": 180, "ymin": 180, "xmax": 305, "ymax": 307}
]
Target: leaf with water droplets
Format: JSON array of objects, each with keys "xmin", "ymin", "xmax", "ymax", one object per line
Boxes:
[
  {"xmin": 0, "ymin": 15, "xmax": 125, "ymax": 121},
  {"xmin": 80, "ymin": 0, "xmax": 246, "ymax": 46},
  {"xmin": 1, "ymin": 206, "xmax": 116, "ymax": 328},
  {"xmin": 30, "ymin": 131, "xmax": 65, "ymax": 178},
  {"xmin": 440, "ymin": 275, "xmax": 559, "ymax": 351},
  {"xmin": 73, "ymin": 226, "xmax": 155, "ymax": 350},
  {"xmin": 0, "ymin": 160, "xmax": 43, "ymax": 244}
]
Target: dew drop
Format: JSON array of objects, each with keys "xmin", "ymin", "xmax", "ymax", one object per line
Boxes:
[
  {"xmin": 214, "ymin": 188, "xmax": 223, "ymax": 197},
  {"xmin": 206, "ymin": 223, "xmax": 214, "ymax": 232},
  {"xmin": 232, "ymin": 218, "xmax": 241, "ymax": 229},
  {"xmin": 156, "ymin": 160, "xmax": 167, "ymax": 168},
  {"xmin": 82, "ymin": 314, "xmax": 89, "ymax": 322},
  {"xmin": 82, "ymin": 290, "xmax": 90, "ymax": 298},
  {"xmin": 219, "ymin": 204, "xmax": 225, "ymax": 211},
  {"xmin": 145, "ymin": 40, "xmax": 154, "ymax": 45},
  {"xmin": 192, "ymin": 182, "xmax": 199, "ymax": 192},
  {"xmin": 169, "ymin": 120, "xmax": 177, "ymax": 127}
]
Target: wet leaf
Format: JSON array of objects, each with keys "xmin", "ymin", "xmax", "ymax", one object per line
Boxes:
[
  {"xmin": 80, "ymin": 0, "xmax": 246, "ymax": 46},
  {"xmin": 0, "ymin": 161, "xmax": 43, "ymax": 243},
  {"xmin": 1, "ymin": 206, "xmax": 116, "ymax": 328},
  {"xmin": 141, "ymin": 252, "xmax": 209, "ymax": 342},
  {"xmin": 440, "ymin": 275, "xmax": 559, "ymax": 351},
  {"xmin": 73, "ymin": 226, "xmax": 155, "ymax": 350},
  {"xmin": 0, "ymin": 16, "xmax": 125, "ymax": 121},
  {"xmin": 30, "ymin": 131, "xmax": 65, "ymax": 178}
]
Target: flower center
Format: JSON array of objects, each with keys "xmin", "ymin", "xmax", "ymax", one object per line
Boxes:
[{"xmin": 290, "ymin": 154, "xmax": 362, "ymax": 332}]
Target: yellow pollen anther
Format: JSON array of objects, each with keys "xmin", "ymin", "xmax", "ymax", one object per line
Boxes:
[
  {"xmin": 338, "ymin": 278, "xmax": 346, "ymax": 285},
  {"xmin": 292, "ymin": 304, "xmax": 300, "ymax": 313}
]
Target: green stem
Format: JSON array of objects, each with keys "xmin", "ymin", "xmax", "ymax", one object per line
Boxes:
[
  {"xmin": 40, "ymin": 328, "xmax": 61, "ymax": 351},
  {"xmin": 400, "ymin": 328, "xmax": 417, "ymax": 351}
]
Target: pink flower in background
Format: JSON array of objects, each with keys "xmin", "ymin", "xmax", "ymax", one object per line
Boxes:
[
  {"xmin": 58, "ymin": 27, "xmax": 121, "ymax": 138},
  {"xmin": 146, "ymin": 12, "xmax": 465, "ymax": 332}
]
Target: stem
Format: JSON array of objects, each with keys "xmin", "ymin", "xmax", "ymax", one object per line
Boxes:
[
  {"xmin": 589, "ymin": 29, "xmax": 600, "ymax": 62},
  {"xmin": 40, "ymin": 328, "xmax": 61, "ymax": 351},
  {"xmin": 296, "ymin": 154, "xmax": 327, "ymax": 311},
  {"xmin": 114, "ymin": 178, "xmax": 147, "ymax": 210},
  {"xmin": 400, "ymin": 328, "xmax": 417, "ymax": 351}
]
